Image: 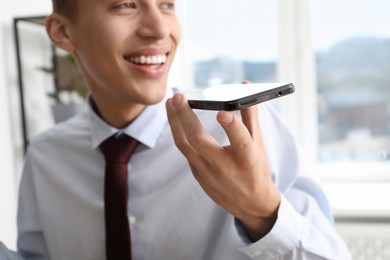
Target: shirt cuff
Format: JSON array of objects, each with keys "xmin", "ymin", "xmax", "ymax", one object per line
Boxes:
[{"xmin": 237, "ymin": 195, "xmax": 306, "ymax": 259}]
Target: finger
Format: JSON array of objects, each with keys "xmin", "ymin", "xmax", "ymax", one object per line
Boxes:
[
  {"xmin": 216, "ymin": 110, "xmax": 253, "ymax": 151},
  {"xmin": 166, "ymin": 93, "xmax": 221, "ymax": 160},
  {"xmin": 241, "ymin": 106, "xmax": 262, "ymax": 143},
  {"xmin": 240, "ymin": 80, "xmax": 262, "ymax": 143},
  {"xmin": 172, "ymin": 93, "xmax": 221, "ymax": 153},
  {"xmin": 166, "ymin": 97, "xmax": 202, "ymax": 164},
  {"xmin": 167, "ymin": 98, "xmax": 215, "ymax": 185}
]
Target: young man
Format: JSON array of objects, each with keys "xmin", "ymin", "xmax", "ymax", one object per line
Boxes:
[{"xmin": 1, "ymin": 0, "xmax": 351, "ymax": 259}]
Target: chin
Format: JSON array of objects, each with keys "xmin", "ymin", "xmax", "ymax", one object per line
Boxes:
[
  {"xmin": 139, "ymin": 88, "xmax": 167, "ymax": 105},
  {"xmin": 126, "ymin": 78, "xmax": 168, "ymax": 105}
]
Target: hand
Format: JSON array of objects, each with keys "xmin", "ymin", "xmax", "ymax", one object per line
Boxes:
[{"xmin": 165, "ymin": 83, "xmax": 281, "ymax": 241}]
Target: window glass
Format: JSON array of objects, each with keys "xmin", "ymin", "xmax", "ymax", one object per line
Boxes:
[
  {"xmin": 183, "ymin": 0, "xmax": 278, "ymax": 88},
  {"xmin": 311, "ymin": 0, "xmax": 390, "ymax": 161}
]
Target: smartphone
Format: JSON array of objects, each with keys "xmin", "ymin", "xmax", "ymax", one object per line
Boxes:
[{"xmin": 187, "ymin": 82, "xmax": 295, "ymax": 111}]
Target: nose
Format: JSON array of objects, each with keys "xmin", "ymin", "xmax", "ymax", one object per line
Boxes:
[{"xmin": 137, "ymin": 8, "xmax": 170, "ymax": 40}]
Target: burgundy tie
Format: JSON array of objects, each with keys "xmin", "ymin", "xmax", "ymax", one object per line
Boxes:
[{"xmin": 100, "ymin": 135, "xmax": 139, "ymax": 260}]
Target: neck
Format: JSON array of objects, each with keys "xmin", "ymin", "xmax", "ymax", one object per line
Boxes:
[{"xmin": 90, "ymin": 96, "xmax": 146, "ymax": 129}]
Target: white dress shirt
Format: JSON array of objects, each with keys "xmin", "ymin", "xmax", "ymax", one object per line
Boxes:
[{"xmin": 2, "ymin": 88, "xmax": 351, "ymax": 260}]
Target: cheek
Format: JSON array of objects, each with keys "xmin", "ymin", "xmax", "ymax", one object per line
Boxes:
[
  {"xmin": 99, "ymin": 22, "xmax": 127, "ymax": 43},
  {"xmin": 171, "ymin": 21, "xmax": 182, "ymax": 43},
  {"xmin": 74, "ymin": 45, "xmax": 117, "ymax": 93},
  {"xmin": 76, "ymin": 27, "xmax": 124, "ymax": 68},
  {"xmin": 77, "ymin": 18, "xmax": 126, "ymax": 50}
]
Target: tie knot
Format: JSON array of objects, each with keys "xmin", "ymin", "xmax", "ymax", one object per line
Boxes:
[{"xmin": 100, "ymin": 135, "xmax": 139, "ymax": 164}]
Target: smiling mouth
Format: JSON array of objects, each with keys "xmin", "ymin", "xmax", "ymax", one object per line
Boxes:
[{"xmin": 125, "ymin": 54, "xmax": 168, "ymax": 69}]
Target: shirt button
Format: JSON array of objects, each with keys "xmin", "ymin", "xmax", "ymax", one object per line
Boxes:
[
  {"xmin": 250, "ymin": 250, "xmax": 263, "ymax": 257},
  {"xmin": 128, "ymin": 215, "xmax": 136, "ymax": 225}
]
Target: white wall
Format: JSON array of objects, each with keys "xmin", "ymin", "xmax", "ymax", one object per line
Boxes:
[{"xmin": 0, "ymin": 0, "xmax": 51, "ymax": 249}]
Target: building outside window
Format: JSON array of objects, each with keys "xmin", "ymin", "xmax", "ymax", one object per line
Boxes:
[{"xmin": 311, "ymin": 0, "xmax": 390, "ymax": 163}]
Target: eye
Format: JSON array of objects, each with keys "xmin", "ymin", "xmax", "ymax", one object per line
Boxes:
[
  {"xmin": 118, "ymin": 2, "xmax": 136, "ymax": 9},
  {"xmin": 161, "ymin": 1, "xmax": 175, "ymax": 10}
]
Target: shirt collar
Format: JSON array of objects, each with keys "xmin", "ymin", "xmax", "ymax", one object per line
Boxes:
[{"xmin": 89, "ymin": 88, "xmax": 173, "ymax": 149}]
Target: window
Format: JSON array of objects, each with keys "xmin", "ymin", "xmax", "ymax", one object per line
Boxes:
[
  {"xmin": 311, "ymin": 0, "xmax": 390, "ymax": 163},
  {"xmin": 177, "ymin": 0, "xmax": 390, "ymax": 180},
  {"xmin": 181, "ymin": 0, "xmax": 278, "ymax": 88}
]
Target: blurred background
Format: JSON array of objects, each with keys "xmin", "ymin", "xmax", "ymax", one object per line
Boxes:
[{"xmin": 1, "ymin": 0, "xmax": 390, "ymax": 258}]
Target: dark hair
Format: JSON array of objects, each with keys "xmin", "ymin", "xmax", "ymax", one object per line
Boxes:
[{"xmin": 52, "ymin": 0, "xmax": 78, "ymax": 21}]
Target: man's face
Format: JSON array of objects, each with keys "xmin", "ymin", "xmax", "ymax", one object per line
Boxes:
[{"xmin": 68, "ymin": 0, "xmax": 181, "ymax": 109}]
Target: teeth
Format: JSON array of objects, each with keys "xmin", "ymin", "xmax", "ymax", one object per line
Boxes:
[{"xmin": 127, "ymin": 54, "xmax": 167, "ymax": 65}]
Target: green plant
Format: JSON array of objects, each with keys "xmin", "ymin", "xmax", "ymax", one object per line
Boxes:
[{"xmin": 39, "ymin": 53, "xmax": 88, "ymax": 104}]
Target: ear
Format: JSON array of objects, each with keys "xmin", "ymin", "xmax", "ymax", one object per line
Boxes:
[{"xmin": 45, "ymin": 14, "xmax": 75, "ymax": 53}]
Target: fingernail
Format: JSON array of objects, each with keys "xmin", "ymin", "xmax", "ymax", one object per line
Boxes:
[{"xmin": 172, "ymin": 94, "xmax": 183, "ymax": 106}]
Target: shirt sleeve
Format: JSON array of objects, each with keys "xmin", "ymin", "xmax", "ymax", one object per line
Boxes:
[
  {"xmin": 16, "ymin": 152, "xmax": 50, "ymax": 260},
  {"xmin": 238, "ymin": 193, "xmax": 352, "ymax": 260},
  {"xmin": 235, "ymin": 104, "xmax": 352, "ymax": 260},
  {"xmin": 0, "ymin": 242, "xmax": 21, "ymax": 260}
]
